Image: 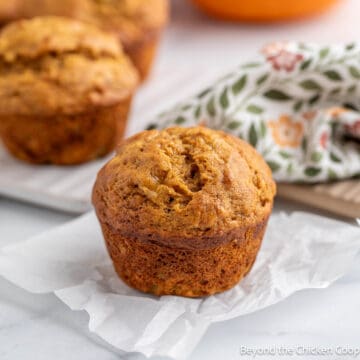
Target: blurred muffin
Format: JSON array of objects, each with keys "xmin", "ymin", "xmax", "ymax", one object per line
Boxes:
[
  {"xmin": 7, "ymin": 0, "xmax": 168, "ymax": 79},
  {"xmin": 78, "ymin": 0, "xmax": 168, "ymax": 79},
  {"xmin": 0, "ymin": 16, "xmax": 139, "ymax": 165},
  {"xmin": 93, "ymin": 127, "xmax": 276, "ymax": 297},
  {"xmin": 20, "ymin": 0, "xmax": 85, "ymax": 18},
  {"xmin": 0, "ymin": 0, "xmax": 21, "ymax": 23}
]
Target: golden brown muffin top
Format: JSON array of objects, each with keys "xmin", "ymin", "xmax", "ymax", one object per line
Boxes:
[
  {"xmin": 0, "ymin": 16, "xmax": 139, "ymax": 116},
  {"xmin": 77, "ymin": 0, "xmax": 169, "ymax": 49},
  {"xmin": 93, "ymin": 127, "xmax": 276, "ymax": 250}
]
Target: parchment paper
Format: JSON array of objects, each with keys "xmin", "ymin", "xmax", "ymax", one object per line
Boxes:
[{"xmin": 0, "ymin": 211, "xmax": 359, "ymax": 359}]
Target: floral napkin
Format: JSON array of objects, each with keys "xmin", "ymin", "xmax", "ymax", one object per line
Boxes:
[{"xmin": 147, "ymin": 42, "xmax": 360, "ymax": 182}]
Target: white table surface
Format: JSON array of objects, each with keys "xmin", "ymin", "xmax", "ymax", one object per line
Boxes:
[{"xmin": 1, "ymin": 0, "xmax": 360, "ymax": 359}]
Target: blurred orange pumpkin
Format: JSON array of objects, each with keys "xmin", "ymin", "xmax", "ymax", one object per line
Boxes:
[{"xmin": 190, "ymin": 0, "xmax": 339, "ymax": 21}]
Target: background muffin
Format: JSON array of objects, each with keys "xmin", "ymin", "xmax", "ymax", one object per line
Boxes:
[
  {"xmin": 93, "ymin": 127, "xmax": 276, "ymax": 297},
  {"xmin": 0, "ymin": 16, "xmax": 139, "ymax": 165},
  {"xmin": 77, "ymin": 0, "xmax": 168, "ymax": 79},
  {"xmin": 2, "ymin": 0, "xmax": 169, "ymax": 80},
  {"xmin": 0, "ymin": 0, "xmax": 21, "ymax": 23}
]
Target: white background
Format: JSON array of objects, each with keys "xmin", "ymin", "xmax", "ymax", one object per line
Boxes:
[{"xmin": 1, "ymin": 0, "xmax": 360, "ymax": 359}]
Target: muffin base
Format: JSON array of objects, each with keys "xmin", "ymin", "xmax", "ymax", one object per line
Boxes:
[
  {"xmin": 100, "ymin": 217, "xmax": 269, "ymax": 297},
  {"xmin": 0, "ymin": 98, "xmax": 131, "ymax": 165},
  {"xmin": 124, "ymin": 32, "xmax": 160, "ymax": 80}
]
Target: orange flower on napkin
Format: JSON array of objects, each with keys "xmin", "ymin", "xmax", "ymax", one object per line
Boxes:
[
  {"xmin": 326, "ymin": 107, "xmax": 348, "ymax": 117},
  {"xmin": 268, "ymin": 115, "xmax": 304, "ymax": 147}
]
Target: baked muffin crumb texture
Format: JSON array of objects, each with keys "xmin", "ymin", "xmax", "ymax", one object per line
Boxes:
[
  {"xmin": 93, "ymin": 127, "xmax": 276, "ymax": 297},
  {"xmin": 94, "ymin": 126, "xmax": 275, "ymax": 244}
]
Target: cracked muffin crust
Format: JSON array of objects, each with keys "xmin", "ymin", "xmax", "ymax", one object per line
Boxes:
[
  {"xmin": 0, "ymin": 16, "xmax": 139, "ymax": 164},
  {"xmin": 93, "ymin": 127, "xmax": 276, "ymax": 297}
]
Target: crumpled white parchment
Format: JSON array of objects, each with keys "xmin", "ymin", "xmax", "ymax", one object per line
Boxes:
[{"xmin": 0, "ymin": 211, "xmax": 359, "ymax": 359}]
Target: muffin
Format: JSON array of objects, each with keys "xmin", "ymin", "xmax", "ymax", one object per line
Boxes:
[
  {"xmin": 93, "ymin": 127, "xmax": 276, "ymax": 297},
  {"xmin": 0, "ymin": 0, "xmax": 21, "ymax": 23},
  {"xmin": 0, "ymin": 16, "xmax": 139, "ymax": 165},
  {"xmin": 14, "ymin": 0, "xmax": 84, "ymax": 18},
  {"xmin": 8, "ymin": 0, "xmax": 169, "ymax": 80},
  {"xmin": 78, "ymin": 0, "xmax": 168, "ymax": 79}
]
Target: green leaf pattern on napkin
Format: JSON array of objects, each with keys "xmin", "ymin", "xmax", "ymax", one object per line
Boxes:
[{"xmin": 147, "ymin": 42, "xmax": 360, "ymax": 182}]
